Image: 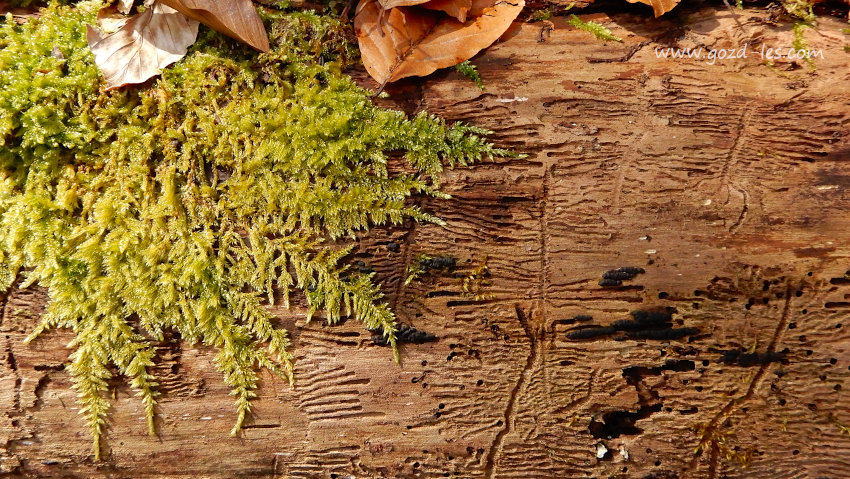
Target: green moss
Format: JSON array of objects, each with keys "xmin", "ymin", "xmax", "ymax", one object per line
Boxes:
[
  {"xmin": 830, "ymin": 413, "xmax": 850, "ymax": 436},
  {"xmin": 782, "ymin": 0, "xmax": 815, "ymax": 22},
  {"xmin": 404, "ymin": 254, "xmax": 454, "ymax": 285},
  {"xmin": 459, "ymin": 256, "xmax": 492, "ymax": 300},
  {"xmin": 531, "ymin": 9, "xmax": 552, "ymax": 21},
  {"xmin": 792, "ymin": 22, "xmax": 815, "ymax": 69},
  {"xmin": 567, "ymin": 15, "xmax": 622, "ymax": 43},
  {"xmin": 0, "ymin": 2, "xmax": 505, "ymax": 459},
  {"xmin": 454, "ymin": 60, "xmax": 484, "ymax": 90}
]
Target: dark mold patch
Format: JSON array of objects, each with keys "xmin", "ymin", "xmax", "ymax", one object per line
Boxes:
[
  {"xmin": 625, "ymin": 327, "xmax": 700, "ymax": 340},
  {"xmin": 612, "ymin": 309, "xmax": 675, "ymax": 330},
  {"xmin": 566, "ymin": 308, "xmax": 698, "ymax": 342},
  {"xmin": 642, "ymin": 472, "xmax": 679, "ymax": 479},
  {"xmin": 372, "ymin": 324, "xmax": 437, "ymax": 346},
  {"xmin": 622, "ymin": 360, "xmax": 696, "ymax": 379},
  {"xmin": 565, "ymin": 326, "xmax": 617, "ymax": 340},
  {"xmin": 719, "ymin": 348, "xmax": 789, "ymax": 367},
  {"xmin": 588, "ymin": 404, "xmax": 662, "ymax": 439},
  {"xmin": 599, "ymin": 266, "xmax": 646, "ymax": 287},
  {"xmin": 420, "ymin": 256, "xmax": 457, "ymax": 270}
]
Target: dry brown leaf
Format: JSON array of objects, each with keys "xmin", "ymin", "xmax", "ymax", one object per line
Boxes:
[
  {"xmin": 420, "ymin": 0, "xmax": 472, "ymax": 22},
  {"xmin": 97, "ymin": 5, "xmax": 132, "ymax": 33},
  {"xmin": 377, "ymin": 0, "xmax": 432, "ymax": 8},
  {"xmin": 158, "ymin": 0, "xmax": 269, "ymax": 52},
  {"xmin": 116, "ymin": 0, "xmax": 135, "ymax": 15},
  {"xmin": 355, "ymin": 0, "xmax": 524, "ymax": 85},
  {"xmin": 624, "ymin": 0, "xmax": 679, "ymax": 17},
  {"xmin": 467, "ymin": 0, "xmax": 500, "ymax": 17},
  {"xmin": 87, "ymin": 3, "xmax": 199, "ymax": 90}
]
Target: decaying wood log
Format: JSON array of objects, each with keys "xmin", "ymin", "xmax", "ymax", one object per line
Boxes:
[{"xmin": 2, "ymin": 4, "xmax": 850, "ymax": 478}]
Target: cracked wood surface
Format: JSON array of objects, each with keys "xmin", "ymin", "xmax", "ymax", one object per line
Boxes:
[{"xmin": 3, "ymin": 5, "xmax": 850, "ymax": 478}]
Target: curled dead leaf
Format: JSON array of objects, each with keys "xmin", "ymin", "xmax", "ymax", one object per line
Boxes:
[
  {"xmin": 420, "ymin": 0, "xmax": 472, "ymax": 22},
  {"xmin": 625, "ymin": 0, "xmax": 679, "ymax": 17},
  {"xmin": 158, "ymin": 0, "xmax": 270, "ymax": 52},
  {"xmin": 354, "ymin": 0, "xmax": 524, "ymax": 85},
  {"xmin": 116, "ymin": 0, "xmax": 135, "ymax": 15},
  {"xmin": 467, "ymin": 0, "xmax": 499, "ymax": 17},
  {"xmin": 97, "ymin": 5, "xmax": 132, "ymax": 33},
  {"xmin": 377, "ymin": 0, "xmax": 432, "ymax": 8},
  {"xmin": 87, "ymin": 3, "xmax": 199, "ymax": 90}
]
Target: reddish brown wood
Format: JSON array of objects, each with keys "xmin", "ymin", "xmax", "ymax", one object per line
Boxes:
[{"xmin": 2, "ymin": 5, "xmax": 850, "ymax": 478}]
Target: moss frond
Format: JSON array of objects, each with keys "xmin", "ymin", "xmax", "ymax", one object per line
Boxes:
[
  {"xmin": 791, "ymin": 21, "xmax": 816, "ymax": 69},
  {"xmin": 782, "ymin": 0, "xmax": 815, "ymax": 22},
  {"xmin": 455, "ymin": 60, "xmax": 485, "ymax": 90},
  {"xmin": 0, "ymin": 1, "xmax": 505, "ymax": 458},
  {"xmin": 459, "ymin": 256, "xmax": 493, "ymax": 300},
  {"xmin": 567, "ymin": 15, "xmax": 623, "ymax": 43}
]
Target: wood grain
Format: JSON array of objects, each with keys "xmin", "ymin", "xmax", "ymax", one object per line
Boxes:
[{"xmin": 2, "ymin": 5, "xmax": 850, "ymax": 478}]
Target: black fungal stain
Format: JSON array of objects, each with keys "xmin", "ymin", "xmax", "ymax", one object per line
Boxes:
[
  {"xmin": 719, "ymin": 348, "xmax": 789, "ymax": 367},
  {"xmin": 566, "ymin": 308, "xmax": 699, "ymax": 342},
  {"xmin": 612, "ymin": 310, "xmax": 674, "ymax": 330},
  {"xmin": 588, "ymin": 405, "xmax": 663, "ymax": 439},
  {"xmin": 599, "ymin": 266, "xmax": 646, "ymax": 287},
  {"xmin": 622, "ymin": 359, "xmax": 696, "ymax": 379},
  {"xmin": 642, "ymin": 472, "xmax": 679, "ymax": 479},
  {"xmin": 420, "ymin": 256, "xmax": 457, "ymax": 270},
  {"xmin": 565, "ymin": 326, "xmax": 617, "ymax": 340},
  {"xmin": 355, "ymin": 260, "xmax": 374, "ymax": 274},
  {"xmin": 603, "ymin": 268, "xmax": 643, "ymax": 281},
  {"xmin": 371, "ymin": 323, "xmax": 437, "ymax": 346},
  {"xmin": 555, "ymin": 314, "xmax": 594, "ymax": 327},
  {"xmin": 625, "ymin": 327, "xmax": 700, "ymax": 340},
  {"xmin": 591, "ymin": 360, "xmax": 696, "ymax": 440}
]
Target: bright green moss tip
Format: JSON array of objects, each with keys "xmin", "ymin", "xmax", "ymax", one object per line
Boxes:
[
  {"xmin": 0, "ymin": 1, "xmax": 506, "ymax": 460},
  {"xmin": 567, "ymin": 14, "xmax": 623, "ymax": 43},
  {"xmin": 455, "ymin": 60, "xmax": 485, "ymax": 90}
]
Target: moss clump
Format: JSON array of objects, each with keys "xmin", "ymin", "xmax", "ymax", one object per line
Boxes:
[
  {"xmin": 0, "ymin": 2, "xmax": 504, "ymax": 459},
  {"xmin": 459, "ymin": 256, "xmax": 492, "ymax": 300},
  {"xmin": 782, "ymin": 0, "xmax": 815, "ymax": 22},
  {"xmin": 567, "ymin": 15, "xmax": 623, "ymax": 43},
  {"xmin": 530, "ymin": 9, "xmax": 553, "ymax": 21},
  {"xmin": 454, "ymin": 60, "xmax": 485, "ymax": 90},
  {"xmin": 791, "ymin": 21, "xmax": 816, "ymax": 69}
]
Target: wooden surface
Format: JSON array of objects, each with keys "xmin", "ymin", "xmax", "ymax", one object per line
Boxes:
[{"xmin": 3, "ymin": 5, "xmax": 850, "ymax": 478}]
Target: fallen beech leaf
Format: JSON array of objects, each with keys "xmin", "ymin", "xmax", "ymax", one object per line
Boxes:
[
  {"xmin": 355, "ymin": 0, "xmax": 524, "ymax": 85},
  {"xmin": 87, "ymin": 3, "xmax": 199, "ymax": 90},
  {"xmin": 625, "ymin": 0, "xmax": 679, "ymax": 17},
  {"xmin": 378, "ymin": 0, "xmax": 432, "ymax": 8},
  {"xmin": 97, "ymin": 5, "xmax": 131, "ymax": 33},
  {"xmin": 117, "ymin": 0, "xmax": 134, "ymax": 15},
  {"xmin": 158, "ymin": 0, "xmax": 269, "ymax": 52},
  {"xmin": 421, "ymin": 0, "xmax": 472, "ymax": 22},
  {"xmin": 467, "ymin": 0, "xmax": 500, "ymax": 17}
]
